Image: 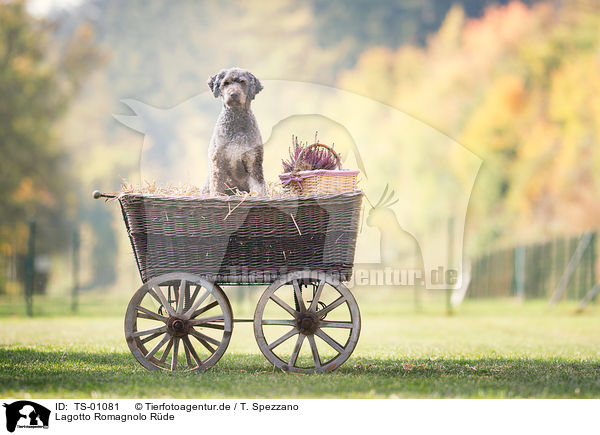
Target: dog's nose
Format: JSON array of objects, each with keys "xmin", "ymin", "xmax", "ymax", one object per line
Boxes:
[{"xmin": 230, "ymin": 92, "xmax": 240, "ymax": 99}]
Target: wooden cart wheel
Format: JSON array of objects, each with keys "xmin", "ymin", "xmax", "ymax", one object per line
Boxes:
[
  {"xmin": 254, "ymin": 271, "xmax": 360, "ymax": 373},
  {"xmin": 124, "ymin": 272, "xmax": 232, "ymax": 372}
]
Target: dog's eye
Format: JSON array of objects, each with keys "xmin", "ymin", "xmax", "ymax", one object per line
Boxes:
[
  {"xmin": 239, "ymin": 79, "xmax": 247, "ymax": 84},
  {"xmin": 223, "ymin": 80, "xmax": 230, "ymax": 86}
]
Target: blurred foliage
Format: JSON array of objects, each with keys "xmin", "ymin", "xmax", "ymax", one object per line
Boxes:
[
  {"xmin": 52, "ymin": 0, "xmax": 348, "ymax": 288},
  {"xmin": 54, "ymin": 0, "xmax": 541, "ymax": 107},
  {"xmin": 52, "ymin": 0, "xmax": 537, "ymax": 288},
  {"xmin": 338, "ymin": 0, "xmax": 600, "ymax": 252},
  {"xmin": 310, "ymin": 0, "xmax": 538, "ymax": 65},
  {"xmin": 0, "ymin": 0, "xmax": 102, "ymax": 258},
  {"xmin": 4, "ymin": 0, "xmax": 598, "ymax": 292}
]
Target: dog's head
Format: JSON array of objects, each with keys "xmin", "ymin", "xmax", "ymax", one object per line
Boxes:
[{"xmin": 208, "ymin": 67, "xmax": 263, "ymax": 109}]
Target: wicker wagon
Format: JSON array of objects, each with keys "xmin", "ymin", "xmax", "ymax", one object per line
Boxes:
[{"xmin": 94, "ymin": 189, "xmax": 362, "ymax": 373}]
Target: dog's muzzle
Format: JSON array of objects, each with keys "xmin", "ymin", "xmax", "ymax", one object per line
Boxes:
[{"xmin": 225, "ymin": 91, "xmax": 244, "ymax": 107}]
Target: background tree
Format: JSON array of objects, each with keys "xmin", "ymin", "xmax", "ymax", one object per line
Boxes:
[
  {"xmin": 0, "ymin": 0, "xmax": 102, "ymax": 274},
  {"xmin": 338, "ymin": 0, "xmax": 600, "ymax": 253},
  {"xmin": 22, "ymin": 0, "xmax": 598, "ymax": 291}
]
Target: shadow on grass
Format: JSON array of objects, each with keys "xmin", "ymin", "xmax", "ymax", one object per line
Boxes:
[{"xmin": 1, "ymin": 348, "xmax": 599, "ymax": 398}]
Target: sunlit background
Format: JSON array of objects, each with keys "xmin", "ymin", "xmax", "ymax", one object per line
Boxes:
[
  {"xmin": 2, "ymin": 0, "xmax": 600, "ymax": 400},
  {"xmin": 1, "ymin": 0, "xmax": 599, "ymax": 317}
]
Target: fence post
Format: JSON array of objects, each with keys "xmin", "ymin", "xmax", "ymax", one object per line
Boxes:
[
  {"xmin": 591, "ymin": 233, "xmax": 596, "ymax": 291},
  {"xmin": 550, "ymin": 232, "xmax": 593, "ymax": 305},
  {"xmin": 24, "ymin": 218, "xmax": 36, "ymax": 317},
  {"xmin": 586, "ymin": 233, "xmax": 596, "ymax": 298},
  {"xmin": 446, "ymin": 216, "xmax": 454, "ymax": 315},
  {"xmin": 414, "ymin": 241, "xmax": 422, "ymax": 312},
  {"xmin": 514, "ymin": 245, "xmax": 525, "ymax": 300},
  {"xmin": 71, "ymin": 228, "xmax": 80, "ymax": 313}
]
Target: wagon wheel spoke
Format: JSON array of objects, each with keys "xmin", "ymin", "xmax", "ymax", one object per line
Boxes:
[
  {"xmin": 170, "ymin": 285, "xmax": 177, "ymax": 308},
  {"xmin": 159, "ymin": 337, "xmax": 174, "ymax": 363},
  {"xmin": 254, "ymin": 272, "xmax": 360, "ymax": 374},
  {"xmin": 190, "ymin": 314, "xmax": 224, "ymax": 326},
  {"xmin": 293, "ymin": 280, "xmax": 305, "ymax": 312},
  {"xmin": 189, "ymin": 328, "xmax": 218, "ymax": 353},
  {"xmin": 268, "ymin": 328, "xmax": 298, "ymax": 351},
  {"xmin": 184, "ymin": 288, "xmax": 210, "ymax": 318},
  {"xmin": 262, "ymin": 319, "xmax": 296, "ymax": 326},
  {"xmin": 184, "ymin": 285, "xmax": 191, "ymax": 311},
  {"xmin": 196, "ymin": 322, "xmax": 225, "ymax": 330},
  {"xmin": 308, "ymin": 281, "xmax": 325, "ymax": 312},
  {"xmin": 126, "ymin": 274, "xmax": 233, "ymax": 373},
  {"xmin": 270, "ymin": 294, "xmax": 297, "ymax": 317},
  {"xmin": 176, "ymin": 279, "xmax": 187, "ymax": 314},
  {"xmin": 307, "ymin": 335, "xmax": 322, "ymax": 369},
  {"xmin": 136, "ymin": 305, "xmax": 168, "ymax": 323},
  {"xmin": 130, "ymin": 325, "xmax": 167, "ymax": 338},
  {"xmin": 183, "ymin": 341, "xmax": 192, "ymax": 367},
  {"xmin": 319, "ymin": 320, "xmax": 354, "ymax": 329},
  {"xmin": 289, "ymin": 334, "xmax": 305, "ymax": 367},
  {"xmin": 317, "ymin": 295, "xmax": 346, "ymax": 318},
  {"xmin": 190, "ymin": 300, "xmax": 219, "ymax": 319},
  {"xmin": 190, "ymin": 328, "xmax": 221, "ymax": 346},
  {"xmin": 315, "ymin": 329, "xmax": 344, "ymax": 354},
  {"xmin": 146, "ymin": 333, "xmax": 171, "ymax": 360},
  {"xmin": 170, "ymin": 285, "xmax": 179, "ymax": 309},
  {"xmin": 193, "ymin": 337, "xmax": 215, "ymax": 354},
  {"xmin": 150, "ymin": 286, "xmax": 176, "ymax": 317},
  {"xmin": 171, "ymin": 337, "xmax": 180, "ymax": 370},
  {"xmin": 182, "ymin": 336, "xmax": 203, "ymax": 367},
  {"xmin": 187, "ymin": 286, "xmax": 201, "ymax": 311},
  {"xmin": 141, "ymin": 331, "xmax": 164, "ymax": 344}
]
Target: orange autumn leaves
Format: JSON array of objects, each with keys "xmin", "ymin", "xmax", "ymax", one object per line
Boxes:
[{"xmin": 339, "ymin": 1, "xmax": 600, "ymax": 248}]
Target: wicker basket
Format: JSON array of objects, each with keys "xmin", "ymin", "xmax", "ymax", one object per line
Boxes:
[
  {"xmin": 118, "ymin": 191, "xmax": 363, "ymax": 285},
  {"xmin": 279, "ymin": 143, "xmax": 359, "ymax": 194}
]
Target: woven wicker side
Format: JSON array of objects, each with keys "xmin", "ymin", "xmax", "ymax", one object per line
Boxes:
[
  {"xmin": 118, "ymin": 191, "xmax": 362, "ymax": 284},
  {"xmin": 301, "ymin": 173, "xmax": 358, "ymax": 194},
  {"xmin": 280, "ymin": 169, "xmax": 359, "ymax": 195}
]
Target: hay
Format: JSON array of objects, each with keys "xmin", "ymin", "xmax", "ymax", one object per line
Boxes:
[{"xmin": 119, "ymin": 180, "xmax": 292, "ymax": 198}]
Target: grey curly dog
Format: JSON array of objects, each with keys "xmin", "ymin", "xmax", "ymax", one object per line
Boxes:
[{"xmin": 202, "ymin": 67, "xmax": 266, "ymax": 196}]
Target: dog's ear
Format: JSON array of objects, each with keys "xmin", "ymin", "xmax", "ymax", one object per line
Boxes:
[
  {"xmin": 208, "ymin": 70, "xmax": 227, "ymax": 98},
  {"xmin": 247, "ymin": 73, "xmax": 263, "ymax": 100}
]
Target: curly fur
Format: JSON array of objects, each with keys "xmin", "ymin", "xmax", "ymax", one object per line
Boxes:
[{"xmin": 202, "ymin": 67, "xmax": 265, "ymax": 196}]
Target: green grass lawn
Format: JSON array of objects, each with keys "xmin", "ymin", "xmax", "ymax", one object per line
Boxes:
[{"xmin": 1, "ymin": 289, "xmax": 599, "ymax": 398}]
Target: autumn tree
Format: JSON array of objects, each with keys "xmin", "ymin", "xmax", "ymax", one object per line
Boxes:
[
  {"xmin": 338, "ymin": 0, "xmax": 600, "ymax": 252},
  {"xmin": 0, "ymin": 0, "xmax": 102, "ymax": 258}
]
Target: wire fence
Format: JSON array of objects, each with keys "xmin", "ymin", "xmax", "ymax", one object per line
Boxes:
[
  {"xmin": 0, "ymin": 220, "xmax": 75, "ymax": 316},
  {"xmin": 468, "ymin": 233, "xmax": 597, "ymax": 300},
  {"xmin": 2, "ymin": 221, "xmax": 599, "ymax": 313}
]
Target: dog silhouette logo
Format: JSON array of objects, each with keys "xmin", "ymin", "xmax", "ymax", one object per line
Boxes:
[
  {"xmin": 3, "ymin": 401, "xmax": 50, "ymax": 432},
  {"xmin": 114, "ymin": 80, "xmax": 482, "ymax": 290}
]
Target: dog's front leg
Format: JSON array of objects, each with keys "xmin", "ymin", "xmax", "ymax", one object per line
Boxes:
[
  {"xmin": 246, "ymin": 150, "xmax": 266, "ymax": 196},
  {"xmin": 248, "ymin": 175, "xmax": 266, "ymax": 196},
  {"xmin": 201, "ymin": 175, "xmax": 210, "ymax": 194},
  {"xmin": 210, "ymin": 168, "xmax": 230, "ymax": 195}
]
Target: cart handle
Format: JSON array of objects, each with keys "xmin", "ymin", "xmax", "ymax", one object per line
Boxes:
[{"xmin": 92, "ymin": 190, "xmax": 117, "ymax": 199}]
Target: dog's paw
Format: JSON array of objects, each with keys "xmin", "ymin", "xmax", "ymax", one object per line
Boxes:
[{"xmin": 253, "ymin": 187, "xmax": 267, "ymax": 197}]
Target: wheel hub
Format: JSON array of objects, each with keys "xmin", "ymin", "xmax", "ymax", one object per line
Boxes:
[
  {"xmin": 296, "ymin": 311, "xmax": 319, "ymax": 335},
  {"xmin": 167, "ymin": 316, "xmax": 190, "ymax": 337}
]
